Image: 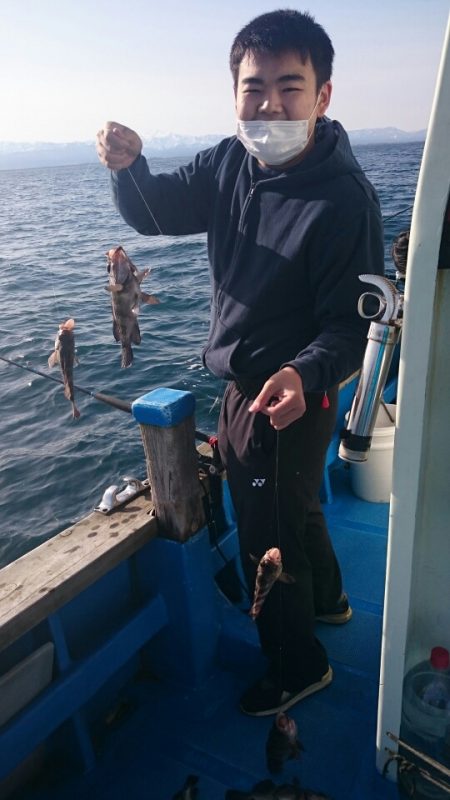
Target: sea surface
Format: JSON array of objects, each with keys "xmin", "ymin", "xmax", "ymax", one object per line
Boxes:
[{"xmin": 0, "ymin": 142, "xmax": 423, "ymax": 567}]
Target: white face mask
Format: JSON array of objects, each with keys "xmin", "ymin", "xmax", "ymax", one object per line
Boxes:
[{"xmin": 236, "ymin": 98, "xmax": 321, "ymax": 166}]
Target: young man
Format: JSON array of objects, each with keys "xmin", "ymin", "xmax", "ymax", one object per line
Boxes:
[{"xmin": 96, "ymin": 9, "xmax": 384, "ymax": 716}]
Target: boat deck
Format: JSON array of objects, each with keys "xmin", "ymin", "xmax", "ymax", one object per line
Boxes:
[{"xmin": 20, "ymin": 463, "xmax": 399, "ymax": 800}]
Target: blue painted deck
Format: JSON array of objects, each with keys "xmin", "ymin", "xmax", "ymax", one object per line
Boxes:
[{"xmin": 21, "ymin": 462, "xmax": 399, "ymax": 800}]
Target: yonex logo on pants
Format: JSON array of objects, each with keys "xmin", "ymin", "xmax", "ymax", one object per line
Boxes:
[{"xmin": 252, "ymin": 478, "xmax": 266, "ymax": 487}]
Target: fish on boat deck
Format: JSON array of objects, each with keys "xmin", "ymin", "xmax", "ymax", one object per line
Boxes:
[
  {"xmin": 266, "ymin": 712, "xmax": 304, "ymax": 774},
  {"xmin": 249, "ymin": 547, "xmax": 295, "ymax": 620},
  {"xmin": 105, "ymin": 245, "xmax": 159, "ymax": 368},
  {"xmin": 48, "ymin": 318, "xmax": 80, "ymax": 419}
]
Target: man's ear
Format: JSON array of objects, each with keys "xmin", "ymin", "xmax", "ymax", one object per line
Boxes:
[{"xmin": 317, "ymin": 81, "xmax": 332, "ymax": 117}]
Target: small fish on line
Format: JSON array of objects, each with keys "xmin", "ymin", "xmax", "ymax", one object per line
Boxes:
[
  {"xmin": 48, "ymin": 318, "xmax": 80, "ymax": 419},
  {"xmin": 225, "ymin": 777, "xmax": 332, "ymax": 799},
  {"xmin": 172, "ymin": 774, "xmax": 199, "ymax": 799},
  {"xmin": 266, "ymin": 712, "xmax": 304, "ymax": 774},
  {"xmin": 105, "ymin": 245, "xmax": 159, "ymax": 368},
  {"xmin": 249, "ymin": 547, "xmax": 295, "ymax": 621}
]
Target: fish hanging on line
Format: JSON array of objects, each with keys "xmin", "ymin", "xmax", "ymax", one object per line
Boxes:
[
  {"xmin": 266, "ymin": 712, "xmax": 304, "ymax": 774},
  {"xmin": 105, "ymin": 245, "xmax": 159, "ymax": 368},
  {"xmin": 249, "ymin": 547, "xmax": 295, "ymax": 621},
  {"xmin": 48, "ymin": 318, "xmax": 80, "ymax": 419}
]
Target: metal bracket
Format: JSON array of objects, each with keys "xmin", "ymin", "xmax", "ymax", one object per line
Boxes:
[{"xmin": 94, "ymin": 476, "xmax": 150, "ymax": 514}]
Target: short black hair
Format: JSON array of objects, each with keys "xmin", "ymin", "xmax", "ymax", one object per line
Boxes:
[{"xmin": 230, "ymin": 9, "xmax": 334, "ymax": 91}]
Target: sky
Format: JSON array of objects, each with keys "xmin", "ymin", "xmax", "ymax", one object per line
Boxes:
[{"xmin": 1, "ymin": 0, "xmax": 449, "ymax": 143}]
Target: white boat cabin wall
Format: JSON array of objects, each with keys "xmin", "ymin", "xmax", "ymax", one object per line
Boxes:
[{"xmin": 376, "ymin": 13, "xmax": 450, "ymax": 784}]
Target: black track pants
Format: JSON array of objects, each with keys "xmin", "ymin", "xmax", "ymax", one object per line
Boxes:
[{"xmin": 218, "ymin": 381, "xmax": 343, "ymax": 690}]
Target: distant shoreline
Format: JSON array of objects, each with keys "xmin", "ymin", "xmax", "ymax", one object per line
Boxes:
[{"xmin": 0, "ymin": 131, "xmax": 426, "ymax": 172}]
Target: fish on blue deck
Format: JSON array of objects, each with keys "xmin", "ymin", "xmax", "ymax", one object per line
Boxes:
[{"xmin": 266, "ymin": 712, "xmax": 304, "ymax": 774}]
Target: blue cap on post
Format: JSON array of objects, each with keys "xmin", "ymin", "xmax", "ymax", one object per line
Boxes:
[{"xmin": 131, "ymin": 388, "xmax": 195, "ymax": 427}]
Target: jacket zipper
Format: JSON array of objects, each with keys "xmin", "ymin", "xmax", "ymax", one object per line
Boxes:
[
  {"xmin": 238, "ymin": 180, "xmax": 256, "ymax": 233},
  {"xmin": 227, "ymin": 180, "xmax": 257, "ymax": 278}
]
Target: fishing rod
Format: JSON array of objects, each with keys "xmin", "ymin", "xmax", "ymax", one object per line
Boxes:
[
  {"xmin": 0, "ymin": 354, "xmax": 219, "ymax": 445},
  {"xmin": 382, "ymin": 204, "xmax": 414, "ymax": 222},
  {"xmin": 0, "ymin": 354, "xmax": 132, "ymax": 414}
]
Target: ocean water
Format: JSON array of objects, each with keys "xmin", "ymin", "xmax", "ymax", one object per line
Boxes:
[{"xmin": 0, "ymin": 142, "xmax": 423, "ymax": 567}]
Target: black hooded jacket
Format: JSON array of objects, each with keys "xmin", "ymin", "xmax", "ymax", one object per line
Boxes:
[{"xmin": 111, "ymin": 119, "xmax": 384, "ymax": 392}]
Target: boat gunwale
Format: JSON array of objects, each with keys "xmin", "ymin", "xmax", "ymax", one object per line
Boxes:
[{"xmin": 0, "ymin": 490, "xmax": 157, "ymax": 653}]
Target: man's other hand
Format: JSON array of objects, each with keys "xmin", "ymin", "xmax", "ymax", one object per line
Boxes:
[{"xmin": 96, "ymin": 122, "xmax": 142, "ymax": 170}]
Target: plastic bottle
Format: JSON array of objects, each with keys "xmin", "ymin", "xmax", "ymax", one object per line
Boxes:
[{"xmin": 400, "ymin": 646, "xmax": 450, "ymax": 799}]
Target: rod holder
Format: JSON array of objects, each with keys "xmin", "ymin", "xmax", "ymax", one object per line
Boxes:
[{"xmin": 339, "ymin": 275, "xmax": 403, "ymax": 463}]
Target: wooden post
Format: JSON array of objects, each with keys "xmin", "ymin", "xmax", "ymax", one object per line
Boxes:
[{"xmin": 132, "ymin": 388, "xmax": 205, "ymax": 541}]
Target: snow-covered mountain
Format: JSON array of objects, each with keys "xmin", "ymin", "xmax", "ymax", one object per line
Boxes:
[
  {"xmin": 348, "ymin": 127, "xmax": 426, "ymax": 145},
  {"xmin": 143, "ymin": 132, "xmax": 226, "ymax": 153},
  {"xmin": 0, "ymin": 135, "xmax": 226, "ymax": 170},
  {"xmin": 0, "ymin": 141, "xmax": 98, "ymax": 169},
  {"xmin": 0, "ymin": 128, "xmax": 426, "ymax": 170}
]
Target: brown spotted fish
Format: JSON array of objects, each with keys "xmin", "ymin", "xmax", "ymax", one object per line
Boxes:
[
  {"xmin": 266, "ymin": 712, "xmax": 304, "ymax": 774},
  {"xmin": 249, "ymin": 547, "xmax": 295, "ymax": 621},
  {"xmin": 48, "ymin": 318, "xmax": 80, "ymax": 419},
  {"xmin": 105, "ymin": 245, "xmax": 159, "ymax": 368}
]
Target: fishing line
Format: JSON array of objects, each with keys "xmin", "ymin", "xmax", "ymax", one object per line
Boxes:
[
  {"xmin": 126, "ymin": 168, "xmax": 164, "ymax": 235},
  {"xmin": 273, "ymin": 429, "xmax": 285, "ymax": 685},
  {"xmin": 48, "ymin": 271, "xmax": 62, "ymax": 319}
]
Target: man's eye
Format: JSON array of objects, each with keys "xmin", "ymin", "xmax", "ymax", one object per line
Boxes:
[
  {"xmin": 283, "ymin": 87, "xmax": 302, "ymax": 92},
  {"xmin": 244, "ymin": 88, "xmax": 261, "ymax": 94}
]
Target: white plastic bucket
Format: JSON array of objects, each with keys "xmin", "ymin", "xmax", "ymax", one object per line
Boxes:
[{"xmin": 348, "ymin": 403, "xmax": 396, "ymax": 503}]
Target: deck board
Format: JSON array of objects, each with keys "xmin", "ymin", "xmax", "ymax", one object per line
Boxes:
[{"xmin": 0, "ymin": 490, "xmax": 157, "ymax": 652}]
